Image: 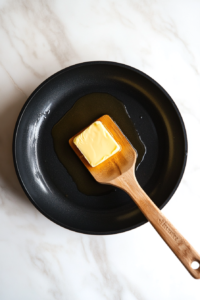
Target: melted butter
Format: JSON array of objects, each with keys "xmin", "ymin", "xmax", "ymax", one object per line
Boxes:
[
  {"xmin": 52, "ymin": 92, "xmax": 146, "ymax": 196},
  {"xmin": 73, "ymin": 121, "xmax": 120, "ymax": 167}
]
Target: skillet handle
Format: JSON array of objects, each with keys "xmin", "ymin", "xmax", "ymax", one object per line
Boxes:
[{"xmin": 110, "ymin": 167, "xmax": 200, "ymax": 279}]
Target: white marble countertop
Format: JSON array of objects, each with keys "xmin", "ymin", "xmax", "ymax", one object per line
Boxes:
[{"xmin": 0, "ymin": 0, "xmax": 200, "ymax": 299}]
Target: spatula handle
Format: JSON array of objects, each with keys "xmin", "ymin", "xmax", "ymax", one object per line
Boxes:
[{"xmin": 111, "ymin": 167, "xmax": 200, "ymax": 279}]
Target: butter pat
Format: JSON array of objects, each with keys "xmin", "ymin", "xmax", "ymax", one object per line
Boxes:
[{"xmin": 73, "ymin": 121, "xmax": 120, "ymax": 167}]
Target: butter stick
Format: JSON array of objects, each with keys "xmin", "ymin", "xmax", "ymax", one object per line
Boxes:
[{"xmin": 73, "ymin": 121, "xmax": 120, "ymax": 167}]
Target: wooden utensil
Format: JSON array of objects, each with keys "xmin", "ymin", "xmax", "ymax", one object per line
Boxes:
[{"xmin": 69, "ymin": 115, "xmax": 200, "ymax": 279}]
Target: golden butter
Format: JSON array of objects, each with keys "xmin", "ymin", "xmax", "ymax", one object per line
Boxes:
[{"xmin": 73, "ymin": 121, "xmax": 120, "ymax": 167}]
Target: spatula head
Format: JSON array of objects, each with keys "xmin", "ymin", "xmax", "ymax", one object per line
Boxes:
[{"xmin": 69, "ymin": 115, "xmax": 137, "ymax": 183}]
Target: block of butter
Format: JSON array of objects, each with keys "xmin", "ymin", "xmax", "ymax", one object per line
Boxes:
[{"xmin": 73, "ymin": 121, "xmax": 120, "ymax": 167}]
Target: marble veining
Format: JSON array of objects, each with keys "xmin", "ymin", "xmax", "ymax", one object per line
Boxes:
[{"xmin": 0, "ymin": 0, "xmax": 200, "ymax": 299}]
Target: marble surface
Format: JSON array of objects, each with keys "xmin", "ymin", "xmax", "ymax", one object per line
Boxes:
[{"xmin": 0, "ymin": 0, "xmax": 200, "ymax": 299}]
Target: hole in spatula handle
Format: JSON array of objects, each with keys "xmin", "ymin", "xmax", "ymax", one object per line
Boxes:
[{"xmin": 191, "ymin": 261, "xmax": 200, "ymax": 270}]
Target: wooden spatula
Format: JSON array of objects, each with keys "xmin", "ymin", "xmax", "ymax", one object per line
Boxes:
[{"xmin": 69, "ymin": 114, "xmax": 200, "ymax": 279}]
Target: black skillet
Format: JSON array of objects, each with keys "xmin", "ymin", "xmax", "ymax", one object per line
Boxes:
[{"xmin": 13, "ymin": 61, "xmax": 187, "ymax": 234}]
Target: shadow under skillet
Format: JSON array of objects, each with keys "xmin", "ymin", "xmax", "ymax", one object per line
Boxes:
[{"xmin": 0, "ymin": 95, "xmax": 29, "ymax": 202}]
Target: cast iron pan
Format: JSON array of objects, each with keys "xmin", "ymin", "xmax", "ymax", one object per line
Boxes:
[{"xmin": 13, "ymin": 61, "xmax": 187, "ymax": 234}]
